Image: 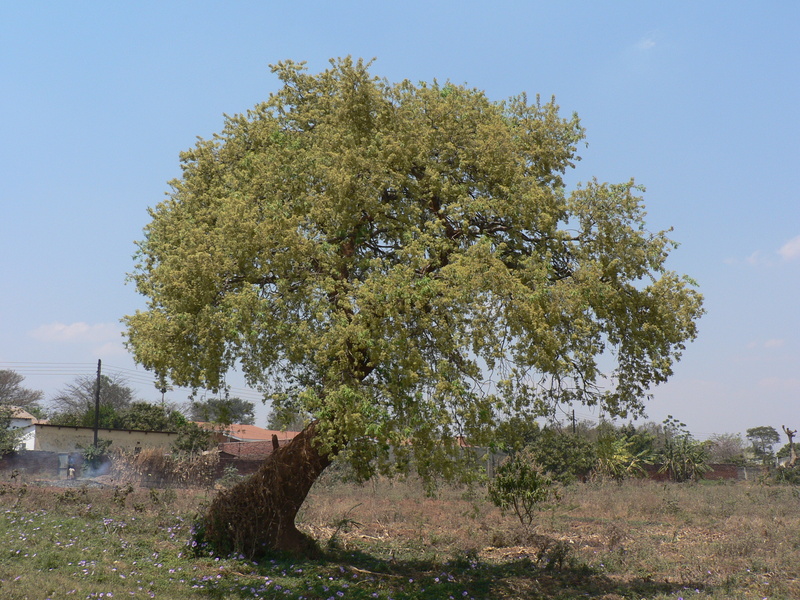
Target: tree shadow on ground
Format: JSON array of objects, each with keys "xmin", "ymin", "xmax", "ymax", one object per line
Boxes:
[{"xmin": 243, "ymin": 546, "xmax": 708, "ymax": 600}]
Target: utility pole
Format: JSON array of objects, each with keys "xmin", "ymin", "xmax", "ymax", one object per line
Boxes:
[{"xmin": 93, "ymin": 359, "xmax": 102, "ymax": 448}]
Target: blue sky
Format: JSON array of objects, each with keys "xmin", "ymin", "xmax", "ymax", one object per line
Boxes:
[{"xmin": 1, "ymin": 2, "xmax": 797, "ymax": 439}]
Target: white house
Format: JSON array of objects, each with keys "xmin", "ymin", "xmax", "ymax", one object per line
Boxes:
[{"xmin": 4, "ymin": 406, "xmax": 41, "ymax": 451}]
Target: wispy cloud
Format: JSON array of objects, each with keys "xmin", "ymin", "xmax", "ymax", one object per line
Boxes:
[
  {"xmin": 746, "ymin": 251, "xmax": 764, "ymax": 265},
  {"xmin": 778, "ymin": 235, "xmax": 800, "ymax": 260},
  {"xmin": 758, "ymin": 377, "xmax": 800, "ymax": 393},
  {"xmin": 30, "ymin": 322, "xmax": 121, "ymax": 344},
  {"xmin": 94, "ymin": 341, "xmax": 129, "ymax": 358},
  {"xmin": 725, "ymin": 237, "xmax": 800, "ymax": 266},
  {"xmin": 764, "ymin": 338, "xmax": 786, "ymax": 349},
  {"xmin": 725, "ymin": 250, "xmax": 774, "ymax": 267},
  {"xmin": 636, "ymin": 37, "xmax": 656, "ymax": 51},
  {"xmin": 747, "ymin": 338, "xmax": 786, "ymax": 350}
]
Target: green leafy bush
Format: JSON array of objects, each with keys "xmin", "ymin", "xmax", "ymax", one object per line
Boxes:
[
  {"xmin": 594, "ymin": 435, "xmax": 650, "ymax": 481},
  {"xmin": 488, "ymin": 448, "xmax": 557, "ymax": 525},
  {"xmin": 657, "ymin": 416, "xmax": 710, "ymax": 482}
]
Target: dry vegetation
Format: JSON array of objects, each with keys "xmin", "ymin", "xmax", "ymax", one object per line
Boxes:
[
  {"xmin": 302, "ymin": 473, "xmax": 800, "ymax": 599},
  {"xmin": 108, "ymin": 446, "xmax": 220, "ymax": 488},
  {"xmin": 1, "ymin": 465, "xmax": 799, "ymax": 599}
]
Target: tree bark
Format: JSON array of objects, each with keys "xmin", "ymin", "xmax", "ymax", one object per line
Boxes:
[{"xmin": 201, "ymin": 421, "xmax": 332, "ymax": 558}]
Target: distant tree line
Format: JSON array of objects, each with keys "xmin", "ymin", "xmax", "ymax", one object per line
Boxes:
[
  {"xmin": 0, "ymin": 369, "xmax": 258, "ymax": 456},
  {"xmin": 1, "ymin": 369, "xmax": 797, "ymax": 475}
]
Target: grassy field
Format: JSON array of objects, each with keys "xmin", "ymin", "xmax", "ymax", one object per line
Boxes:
[{"xmin": 0, "ymin": 470, "xmax": 798, "ymax": 600}]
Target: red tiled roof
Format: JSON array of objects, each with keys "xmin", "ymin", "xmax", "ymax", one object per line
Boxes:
[
  {"xmin": 195, "ymin": 422, "xmax": 301, "ymax": 443},
  {"xmin": 218, "ymin": 439, "xmax": 293, "ymax": 458}
]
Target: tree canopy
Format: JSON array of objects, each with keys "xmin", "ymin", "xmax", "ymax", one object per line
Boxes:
[
  {"xmin": 0, "ymin": 370, "xmax": 44, "ymax": 412},
  {"xmin": 48, "ymin": 374, "xmax": 186, "ymax": 432},
  {"xmin": 49, "ymin": 373, "xmax": 136, "ymax": 418},
  {"xmin": 188, "ymin": 396, "xmax": 255, "ymax": 425},
  {"xmin": 746, "ymin": 425, "xmax": 780, "ymax": 463},
  {"xmin": 124, "ymin": 57, "xmax": 703, "ymax": 485}
]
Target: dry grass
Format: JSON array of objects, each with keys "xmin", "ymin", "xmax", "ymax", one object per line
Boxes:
[
  {"xmin": 301, "ymin": 475, "xmax": 800, "ymax": 598},
  {"xmin": 2, "ymin": 465, "xmax": 800, "ymax": 598}
]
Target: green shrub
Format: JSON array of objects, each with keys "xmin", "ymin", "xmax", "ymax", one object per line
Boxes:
[
  {"xmin": 594, "ymin": 435, "xmax": 650, "ymax": 481},
  {"xmin": 529, "ymin": 428, "xmax": 596, "ymax": 484},
  {"xmin": 488, "ymin": 447, "xmax": 557, "ymax": 525}
]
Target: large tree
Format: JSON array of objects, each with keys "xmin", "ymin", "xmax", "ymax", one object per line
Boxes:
[
  {"xmin": 124, "ymin": 58, "xmax": 703, "ymax": 556},
  {"xmin": 49, "ymin": 373, "xmax": 136, "ymax": 425},
  {"xmin": 0, "ymin": 370, "xmax": 44, "ymax": 411},
  {"xmin": 746, "ymin": 425, "xmax": 780, "ymax": 465}
]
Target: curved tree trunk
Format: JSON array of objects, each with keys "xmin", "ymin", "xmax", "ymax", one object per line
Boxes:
[{"xmin": 201, "ymin": 421, "xmax": 332, "ymax": 558}]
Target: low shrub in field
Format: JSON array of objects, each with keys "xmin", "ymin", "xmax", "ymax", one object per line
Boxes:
[{"xmin": 488, "ymin": 448, "xmax": 558, "ymax": 525}]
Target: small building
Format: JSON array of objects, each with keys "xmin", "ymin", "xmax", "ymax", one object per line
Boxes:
[
  {"xmin": 4, "ymin": 406, "xmax": 44, "ymax": 451},
  {"xmin": 0, "ymin": 417, "xmax": 180, "ymax": 479}
]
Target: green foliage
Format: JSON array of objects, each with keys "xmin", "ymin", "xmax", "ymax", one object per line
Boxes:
[
  {"xmin": 746, "ymin": 425, "xmax": 780, "ymax": 465},
  {"xmin": 594, "ymin": 434, "xmax": 650, "ymax": 481},
  {"xmin": 124, "ymin": 57, "xmax": 703, "ymax": 483},
  {"xmin": 50, "ymin": 398, "xmax": 186, "ymax": 433},
  {"xmin": 618, "ymin": 422, "xmax": 658, "ymax": 458},
  {"xmin": 115, "ymin": 401, "xmax": 186, "ymax": 431},
  {"xmin": 776, "ymin": 442, "xmax": 797, "ymax": 461},
  {"xmin": 216, "ymin": 464, "xmax": 244, "ymax": 488},
  {"xmin": 0, "ymin": 406, "xmax": 25, "ymax": 455},
  {"xmin": 172, "ymin": 420, "xmax": 213, "ymax": 454},
  {"xmin": 266, "ymin": 403, "xmax": 308, "ymax": 431},
  {"xmin": 49, "ymin": 402, "xmax": 119, "ymax": 428},
  {"xmin": 188, "ymin": 396, "xmax": 255, "ymax": 425},
  {"xmin": 493, "ymin": 416, "xmax": 542, "ymax": 453},
  {"xmin": 81, "ymin": 438, "xmax": 112, "ymax": 471},
  {"xmin": 773, "ymin": 465, "xmax": 800, "ymax": 485},
  {"xmin": 488, "ymin": 448, "xmax": 557, "ymax": 525},
  {"xmin": 526, "ymin": 427, "xmax": 596, "ymax": 484},
  {"xmin": 657, "ymin": 416, "xmax": 710, "ymax": 482}
]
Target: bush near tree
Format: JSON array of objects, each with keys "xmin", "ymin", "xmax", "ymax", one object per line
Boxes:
[
  {"xmin": 488, "ymin": 447, "xmax": 557, "ymax": 525},
  {"xmin": 656, "ymin": 416, "xmax": 710, "ymax": 482},
  {"xmin": 594, "ymin": 434, "xmax": 650, "ymax": 481},
  {"xmin": 172, "ymin": 421, "xmax": 214, "ymax": 455},
  {"xmin": 0, "ymin": 406, "xmax": 25, "ymax": 455},
  {"xmin": 524, "ymin": 426, "xmax": 596, "ymax": 484}
]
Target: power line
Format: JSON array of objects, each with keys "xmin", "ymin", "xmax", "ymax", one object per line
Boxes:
[
  {"xmin": 0, "ymin": 361, "xmax": 266, "ymax": 403},
  {"xmin": 0, "ymin": 362, "xmax": 97, "ymax": 375}
]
